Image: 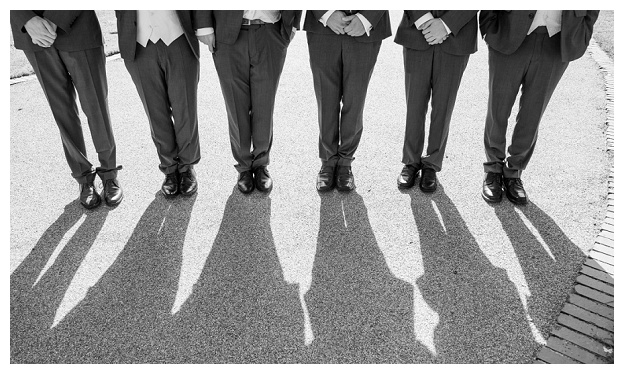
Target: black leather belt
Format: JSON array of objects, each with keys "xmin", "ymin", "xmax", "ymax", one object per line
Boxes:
[{"xmin": 242, "ymin": 18, "xmax": 266, "ymax": 25}]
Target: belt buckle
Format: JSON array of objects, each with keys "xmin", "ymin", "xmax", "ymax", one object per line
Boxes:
[{"xmin": 242, "ymin": 18, "xmax": 251, "ymax": 26}]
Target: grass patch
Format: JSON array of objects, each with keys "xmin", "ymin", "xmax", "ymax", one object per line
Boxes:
[
  {"xmin": 10, "ymin": 10, "xmax": 119, "ymax": 79},
  {"xmin": 593, "ymin": 10, "xmax": 614, "ymax": 59}
]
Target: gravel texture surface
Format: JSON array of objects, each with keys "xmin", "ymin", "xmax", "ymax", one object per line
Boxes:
[{"xmin": 10, "ymin": 10, "xmax": 610, "ymax": 363}]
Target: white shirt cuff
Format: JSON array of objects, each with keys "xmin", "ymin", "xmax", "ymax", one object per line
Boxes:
[
  {"xmin": 195, "ymin": 27, "xmax": 214, "ymax": 36},
  {"xmin": 319, "ymin": 10, "xmax": 335, "ymax": 27},
  {"xmin": 414, "ymin": 12, "xmax": 433, "ymax": 30},
  {"xmin": 355, "ymin": 13, "xmax": 372, "ymax": 36},
  {"xmin": 440, "ymin": 19, "xmax": 451, "ymax": 35}
]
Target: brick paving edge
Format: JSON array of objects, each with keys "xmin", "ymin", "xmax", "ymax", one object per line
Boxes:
[{"xmin": 534, "ymin": 38, "xmax": 615, "ymax": 364}]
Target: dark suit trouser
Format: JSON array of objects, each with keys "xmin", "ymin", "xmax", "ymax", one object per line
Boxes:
[
  {"xmin": 24, "ymin": 46, "xmax": 119, "ymax": 184},
  {"xmin": 484, "ymin": 29, "xmax": 569, "ymax": 178},
  {"xmin": 124, "ymin": 37, "xmax": 200, "ymax": 175},
  {"xmin": 213, "ymin": 23, "xmax": 288, "ymax": 173},
  {"xmin": 307, "ymin": 32, "xmax": 382, "ymax": 167},
  {"xmin": 402, "ymin": 46, "xmax": 469, "ymax": 172}
]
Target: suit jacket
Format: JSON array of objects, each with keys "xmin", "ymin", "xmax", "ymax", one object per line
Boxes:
[
  {"xmin": 394, "ymin": 10, "xmax": 478, "ymax": 55},
  {"xmin": 115, "ymin": 10, "xmax": 211, "ymax": 61},
  {"xmin": 203, "ymin": 10, "xmax": 302, "ymax": 45},
  {"xmin": 303, "ymin": 10, "xmax": 392, "ymax": 43},
  {"xmin": 479, "ymin": 10, "xmax": 600, "ymax": 62},
  {"xmin": 11, "ymin": 10, "xmax": 103, "ymax": 52}
]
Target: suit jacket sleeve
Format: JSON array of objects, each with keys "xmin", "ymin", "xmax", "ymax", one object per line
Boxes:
[
  {"xmin": 311, "ymin": 10, "xmax": 328, "ymax": 20},
  {"xmin": 358, "ymin": 10, "xmax": 386, "ymax": 28},
  {"xmin": 404, "ymin": 10, "xmax": 430, "ymax": 24},
  {"xmin": 478, "ymin": 10, "xmax": 498, "ymax": 38},
  {"xmin": 560, "ymin": 10, "xmax": 600, "ymax": 61},
  {"xmin": 42, "ymin": 10, "xmax": 82, "ymax": 34},
  {"xmin": 10, "ymin": 10, "xmax": 38, "ymax": 32},
  {"xmin": 292, "ymin": 10, "xmax": 302, "ymax": 30},
  {"xmin": 192, "ymin": 10, "xmax": 213, "ymax": 29},
  {"xmin": 440, "ymin": 11, "xmax": 478, "ymax": 35},
  {"xmin": 577, "ymin": 10, "xmax": 600, "ymax": 38}
]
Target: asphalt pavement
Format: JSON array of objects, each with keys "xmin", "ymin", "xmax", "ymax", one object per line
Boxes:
[{"xmin": 9, "ymin": 11, "xmax": 611, "ymax": 363}]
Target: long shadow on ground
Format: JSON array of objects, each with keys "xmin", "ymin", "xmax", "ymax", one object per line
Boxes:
[
  {"xmin": 408, "ymin": 185, "xmax": 534, "ymax": 363},
  {"xmin": 10, "ymin": 185, "xmax": 585, "ymax": 363},
  {"xmin": 304, "ymin": 191, "xmax": 432, "ymax": 363},
  {"xmin": 493, "ymin": 202, "xmax": 586, "ymax": 342},
  {"xmin": 11, "ymin": 202, "xmax": 109, "ymax": 363}
]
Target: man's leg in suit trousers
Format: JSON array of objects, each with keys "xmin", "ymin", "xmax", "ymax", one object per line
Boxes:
[
  {"xmin": 483, "ymin": 44, "xmax": 526, "ymax": 175},
  {"xmin": 307, "ymin": 32, "xmax": 342, "ymax": 168},
  {"xmin": 24, "ymin": 47, "xmax": 95, "ymax": 184},
  {"xmin": 124, "ymin": 40, "xmax": 179, "ymax": 175},
  {"xmin": 163, "ymin": 37, "xmax": 201, "ymax": 174},
  {"xmin": 339, "ymin": 38, "xmax": 381, "ymax": 166},
  {"xmin": 214, "ymin": 29, "xmax": 253, "ymax": 173},
  {"xmin": 504, "ymin": 32, "xmax": 568, "ymax": 178},
  {"xmin": 402, "ymin": 46, "xmax": 434, "ymax": 169},
  {"xmin": 424, "ymin": 47, "xmax": 470, "ymax": 171},
  {"xmin": 249, "ymin": 23, "xmax": 288, "ymax": 170},
  {"xmin": 60, "ymin": 46, "xmax": 120, "ymax": 180}
]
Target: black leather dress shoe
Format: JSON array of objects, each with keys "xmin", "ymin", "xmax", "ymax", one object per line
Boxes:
[
  {"xmin": 79, "ymin": 180, "xmax": 101, "ymax": 209},
  {"xmin": 419, "ymin": 167, "xmax": 437, "ymax": 193},
  {"xmin": 336, "ymin": 165, "xmax": 355, "ymax": 192},
  {"xmin": 316, "ymin": 166, "xmax": 335, "ymax": 192},
  {"xmin": 179, "ymin": 168, "xmax": 198, "ymax": 196},
  {"xmin": 103, "ymin": 178, "xmax": 124, "ymax": 206},
  {"xmin": 482, "ymin": 172, "xmax": 503, "ymax": 203},
  {"xmin": 397, "ymin": 164, "xmax": 419, "ymax": 189},
  {"xmin": 503, "ymin": 177, "xmax": 528, "ymax": 205},
  {"xmin": 238, "ymin": 170, "xmax": 254, "ymax": 194},
  {"xmin": 162, "ymin": 170, "xmax": 180, "ymax": 198},
  {"xmin": 254, "ymin": 166, "xmax": 272, "ymax": 192}
]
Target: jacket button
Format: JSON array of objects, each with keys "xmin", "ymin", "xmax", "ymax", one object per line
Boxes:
[{"xmin": 528, "ymin": 13, "xmax": 534, "ymax": 19}]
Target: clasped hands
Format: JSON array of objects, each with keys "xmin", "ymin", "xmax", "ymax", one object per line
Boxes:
[
  {"xmin": 419, "ymin": 18, "xmax": 448, "ymax": 45},
  {"xmin": 25, "ymin": 16, "xmax": 58, "ymax": 48},
  {"xmin": 326, "ymin": 11, "xmax": 366, "ymax": 37}
]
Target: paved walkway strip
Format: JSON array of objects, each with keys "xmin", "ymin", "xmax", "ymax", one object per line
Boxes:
[{"xmin": 534, "ymin": 39, "xmax": 614, "ymax": 364}]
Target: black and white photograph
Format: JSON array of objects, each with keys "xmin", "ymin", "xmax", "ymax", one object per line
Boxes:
[{"xmin": 8, "ymin": 4, "xmax": 617, "ymax": 365}]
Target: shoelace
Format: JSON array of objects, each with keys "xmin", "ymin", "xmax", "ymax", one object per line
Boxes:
[{"xmin": 104, "ymin": 179, "xmax": 118, "ymax": 189}]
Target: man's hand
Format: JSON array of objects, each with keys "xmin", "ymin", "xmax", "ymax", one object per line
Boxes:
[
  {"xmin": 44, "ymin": 18, "xmax": 57, "ymax": 33},
  {"xmin": 417, "ymin": 18, "xmax": 434, "ymax": 31},
  {"xmin": 343, "ymin": 15, "xmax": 365, "ymax": 37},
  {"xmin": 422, "ymin": 18, "xmax": 448, "ymax": 45},
  {"xmin": 326, "ymin": 11, "xmax": 348, "ymax": 35},
  {"xmin": 198, "ymin": 33, "xmax": 215, "ymax": 53},
  {"xmin": 24, "ymin": 16, "xmax": 57, "ymax": 48}
]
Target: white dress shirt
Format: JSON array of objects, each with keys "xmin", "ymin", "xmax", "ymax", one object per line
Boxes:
[
  {"xmin": 136, "ymin": 10, "xmax": 184, "ymax": 47},
  {"xmin": 243, "ymin": 10, "xmax": 280, "ymax": 23},
  {"xmin": 528, "ymin": 10, "xmax": 562, "ymax": 37},
  {"xmin": 196, "ymin": 10, "xmax": 284, "ymax": 36}
]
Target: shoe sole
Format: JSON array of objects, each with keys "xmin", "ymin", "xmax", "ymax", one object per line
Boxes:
[
  {"xmin": 105, "ymin": 194, "xmax": 124, "ymax": 207},
  {"xmin": 316, "ymin": 184, "xmax": 335, "ymax": 192},
  {"xmin": 505, "ymin": 190, "xmax": 528, "ymax": 205},
  {"xmin": 397, "ymin": 181, "xmax": 415, "ymax": 189},
  {"xmin": 256, "ymin": 186, "xmax": 272, "ymax": 193},
  {"xmin": 481, "ymin": 191, "xmax": 502, "ymax": 203},
  {"xmin": 238, "ymin": 185, "xmax": 255, "ymax": 194},
  {"xmin": 180, "ymin": 186, "xmax": 198, "ymax": 196},
  {"xmin": 419, "ymin": 185, "xmax": 437, "ymax": 193},
  {"xmin": 336, "ymin": 185, "xmax": 355, "ymax": 192},
  {"xmin": 81, "ymin": 196, "xmax": 102, "ymax": 210}
]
